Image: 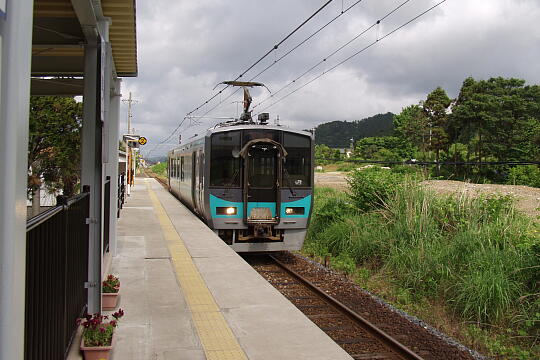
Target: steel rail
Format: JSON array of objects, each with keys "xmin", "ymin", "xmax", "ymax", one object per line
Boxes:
[{"xmin": 269, "ymin": 255, "xmax": 424, "ymax": 360}]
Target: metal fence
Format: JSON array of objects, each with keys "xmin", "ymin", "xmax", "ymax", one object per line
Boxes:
[
  {"xmin": 118, "ymin": 172, "xmax": 126, "ymax": 218},
  {"xmin": 25, "ymin": 192, "xmax": 90, "ymax": 360},
  {"xmin": 103, "ymin": 178, "xmax": 111, "ymax": 254}
]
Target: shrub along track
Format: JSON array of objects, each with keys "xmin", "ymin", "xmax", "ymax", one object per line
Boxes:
[{"xmin": 246, "ymin": 252, "xmax": 477, "ymax": 360}]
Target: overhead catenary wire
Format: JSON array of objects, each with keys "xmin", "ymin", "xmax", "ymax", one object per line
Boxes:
[
  {"xmin": 147, "ymin": 0, "xmax": 412, "ymax": 157},
  {"xmin": 252, "ymin": 0, "xmax": 416, "ymax": 113},
  {"xmin": 147, "ymin": 0, "xmax": 339, "ymax": 158},
  {"xmin": 144, "ymin": 117, "xmax": 189, "ymax": 158},
  {"xmin": 254, "ymin": 0, "xmax": 448, "ymax": 115},
  {"xmin": 195, "ymin": 0, "xmax": 368, "ymax": 120},
  {"xmin": 317, "ymin": 159, "xmax": 540, "ymax": 166},
  {"xmin": 147, "ymin": 0, "xmax": 449, "ymax": 158},
  {"xmin": 184, "ymin": 0, "xmax": 336, "ymax": 119}
]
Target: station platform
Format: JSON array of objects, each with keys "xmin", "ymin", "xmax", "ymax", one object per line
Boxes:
[{"xmin": 73, "ymin": 177, "xmax": 352, "ymax": 360}]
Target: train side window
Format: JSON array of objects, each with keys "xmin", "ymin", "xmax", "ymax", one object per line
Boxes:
[
  {"xmin": 181, "ymin": 157, "xmax": 184, "ymax": 181},
  {"xmin": 210, "ymin": 131, "xmax": 241, "ymax": 187},
  {"xmin": 283, "ymin": 133, "xmax": 311, "ymax": 187}
]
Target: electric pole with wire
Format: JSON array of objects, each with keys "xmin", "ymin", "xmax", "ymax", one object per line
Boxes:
[{"xmin": 122, "ymin": 92, "xmax": 139, "ymax": 190}]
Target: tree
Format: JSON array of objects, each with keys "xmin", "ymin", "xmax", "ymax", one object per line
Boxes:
[
  {"xmin": 393, "ymin": 105, "xmax": 428, "ymax": 153},
  {"xmin": 451, "ymin": 77, "xmax": 540, "ymax": 163},
  {"xmin": 28, "ymin": 96, "xmax": 83, "ymax": 215},
  {"xmin": 354, "ymin": 136, "xmax": 414, "ymax": 161},
  {"xmin": 422, "ymin": 87, "xmax": 452, "ymax": 163}
]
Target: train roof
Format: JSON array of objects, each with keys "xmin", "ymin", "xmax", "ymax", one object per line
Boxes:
[
  {"xmin": 169, "ymin": 124, "xmax": 313, "ymax": 156},
  {"xmin": 207, "ymin": 124, "xmax": 312, "ymax": 137}
]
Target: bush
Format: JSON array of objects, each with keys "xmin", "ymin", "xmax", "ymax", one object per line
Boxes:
[
  {"xmin": 305, "ymin": 187, "xmax": 355, "ymax": 244},
  {"xmin": 331, "ymin": 253, "xmax": 357, "ymax": 274},
  {"xmin": 507, "ymin": 165, "xmax": 540, "ymax": 188},
  {"xmin": 151, "ymin": 162, "xmax": 167, "ymax": 177},
  {"xmin": 347, "ymin": 167, "xmax": 408, "ymax": 211}
]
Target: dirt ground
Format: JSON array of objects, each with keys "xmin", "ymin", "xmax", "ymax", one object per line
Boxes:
[
  {"xmin": 314, "ymin": 172, "xmax": 540, "ymax": 221},
  {"xmin": 314, "ymin": 171, "xmax": 349, "ymax": 190},
  {"xmin": 422, "ymin": 180, "xmax": 540, "ymax": 221}
]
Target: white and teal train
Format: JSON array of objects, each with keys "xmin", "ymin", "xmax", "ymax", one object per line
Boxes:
[{"xmin": 168, "ymin": 120, "xmax": 314, "ymax": 252}]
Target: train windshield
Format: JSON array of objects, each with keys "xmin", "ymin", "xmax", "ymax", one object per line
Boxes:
[
  {"xmin": 248, "ymin": 146, "xmax": 277, "ymax": 188},
  {"xmin": 283, "ymin": 133, "xmax": 311, "ymax": 188},
  {"xmin": 210, "ymin": 131, "xmax": 241, "ymax": 187}
]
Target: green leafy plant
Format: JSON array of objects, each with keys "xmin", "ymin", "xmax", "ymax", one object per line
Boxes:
[
  {"xmin": 151, "ymin": 161, "xmax": 168, "ymax": 177},
  {"xmin": 507, "ymin": 165, "xmax": 540, "ymax": 188},
  {"xmin": 102, "ymin": 274, "xmax": 120, "ymax": 293},
  {"xmin": 347, "ymin": 167, "xmax": 410, "ymax": 211},
  {"xmin": 78, "ymin": 309, "xmax": 124, "ymax": 347}
]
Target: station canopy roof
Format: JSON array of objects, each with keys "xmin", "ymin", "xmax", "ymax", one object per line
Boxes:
[{"xmin": 32, "ymin": 0, "xmax": 137, "ymax": 95}]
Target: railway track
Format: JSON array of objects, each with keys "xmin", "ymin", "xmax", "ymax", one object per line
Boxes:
[
  {"xmin": 145, "ymin": 170, "xmax": 168, "ymax": 188},
  {"xmin": 248, "ymin": 254, "xmax": 424, "ymax": 360}
]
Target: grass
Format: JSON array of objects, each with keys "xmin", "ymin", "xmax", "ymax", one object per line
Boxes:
[
  {"xmin": 150, "ymin": 161, "xmax": 167, "ymax": 179},
  {"xmin": 304, "ymin": 167, "xmax": 540, "ymax": 358}
]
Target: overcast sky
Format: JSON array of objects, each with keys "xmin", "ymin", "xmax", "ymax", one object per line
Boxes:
[{"xmin": 118, "ymin": 0, "xmax": 540, "ymax": 158}]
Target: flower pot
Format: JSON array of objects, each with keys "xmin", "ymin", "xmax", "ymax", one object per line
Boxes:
[
  {"xmin": 80, "ymin": 334, "xmax": 114, "ymax": 360},
  {"xmin": 102, "ymin": 291, "xmax": 120, "ymax": 310}
]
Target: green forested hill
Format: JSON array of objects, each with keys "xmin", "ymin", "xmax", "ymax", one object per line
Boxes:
[{"xmin": 314, "ymin": 112, "xmax": 394, "ymax": 147}]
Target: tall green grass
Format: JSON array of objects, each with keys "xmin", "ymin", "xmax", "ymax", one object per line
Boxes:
[
  {"xmin": 150, "ymin": 161, "xmax": 167, "ymax": 177},
  {"xmin": 304, "ymin": 167, "xmax": 540, "ymax": 354}
]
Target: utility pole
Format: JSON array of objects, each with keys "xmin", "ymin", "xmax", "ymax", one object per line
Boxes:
[
  {"xmin": 122, "ymin": 93, "xmax": 139, "ymax": 190},
  {"xmin": 122, "ymin": 92, "xmax": 138, "ymax": 134}
]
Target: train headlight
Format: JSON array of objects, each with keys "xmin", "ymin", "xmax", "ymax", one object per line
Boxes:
[
  {"xmin": 285, "ymin": 207, "xmax": 304, "ymax": 215},
  {"xmin": 217, "ymin": 207, "xmax": 237, "ymax": 215}
]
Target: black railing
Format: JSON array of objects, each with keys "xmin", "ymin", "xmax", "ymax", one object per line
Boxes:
[
  {"xmin": 117, "ymin": 172, "xmax": 126, "ymax": 218},
  {"xmin": 103, "ymin": 177, "xmax": 111, "ymax": 254},
  {"xmin": 25, "ymin": 193, "xmax": 89, "ymax": 360}
]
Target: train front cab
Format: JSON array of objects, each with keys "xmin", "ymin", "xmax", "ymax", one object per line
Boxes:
[{"xmin": 208, "ymin": 128, "xmax": 313, "ymax": 252}]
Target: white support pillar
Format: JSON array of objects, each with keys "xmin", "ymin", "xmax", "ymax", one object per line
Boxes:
[
  {"xmin": 100, "ymin": 31, "xmax": 112, "ymax": 273},
  {"xmin": 0, "ymin": 1, "xmax": 33, "ymax": 359},
  {"xmin": 108, "ymin": 77, "xmax": 122, "ymax": 256},
  {"xmin": 100, "ymin": 27, "xmax": 122, "ymax": 258},
  {"xmin": 81, "ymin": 36, "xmax": 103, "ymax": 314}
]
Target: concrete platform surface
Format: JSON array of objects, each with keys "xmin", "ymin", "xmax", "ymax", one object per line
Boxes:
[{"xmin": 70, "ymin": 177, "xmax": 352, "ymax": 360}]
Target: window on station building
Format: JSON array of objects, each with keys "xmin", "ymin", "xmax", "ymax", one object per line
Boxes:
[
  {"xmin": 283, "ymin": 133, "xmax": 311, "ymax": 188},
  {"xmin": 210, "ymin": 131, "xmax": 241, "ymax": 187}
]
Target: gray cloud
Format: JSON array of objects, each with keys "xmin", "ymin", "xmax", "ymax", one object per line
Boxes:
[{"xmin": 119, "ymin": 0, "xmax": 540, "ymax": 157}]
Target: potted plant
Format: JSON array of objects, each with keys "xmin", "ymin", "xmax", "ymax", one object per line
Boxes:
[
  {"xmin": 78, "ymin": 309, "xmax": 124, "ymax": 360},
  {"xmin": 102, "ymin": 274, "xmax": 120, "ymax": 310}
]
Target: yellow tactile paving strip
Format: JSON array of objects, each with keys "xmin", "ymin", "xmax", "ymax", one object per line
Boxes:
[{"xmin": 146, "ymin": 180, "xmax": 248, "ymax": 360}]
